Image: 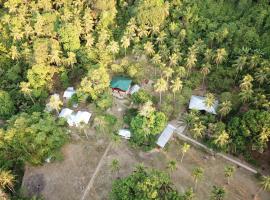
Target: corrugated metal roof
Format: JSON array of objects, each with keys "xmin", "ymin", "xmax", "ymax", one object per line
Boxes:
[
  {"xmin": 189, "ymin": 95, "xmax": 218, "ymax": 114},
  {"xmin": 156, "ymin": 124, "xmax": 176, "ymax": 148}
]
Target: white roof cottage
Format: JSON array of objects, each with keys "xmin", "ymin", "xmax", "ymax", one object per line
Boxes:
[{"xmin": 189, "ymin": 95, "xmax": 218, "ymax": 114}]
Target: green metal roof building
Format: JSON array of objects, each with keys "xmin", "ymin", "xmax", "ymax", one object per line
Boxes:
[{"xmin": 110, "ymin": 76, "xmax": 132, "ymax": 92}]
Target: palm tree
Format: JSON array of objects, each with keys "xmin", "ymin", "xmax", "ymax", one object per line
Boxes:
[
  {"xmin": 186, "ymin": 53, "xmax": 197, "ymax": 74},
  {"xmin": 218, "ymin": 101, "xmax": 232, "ymax": 119},
  {"xmin": 240, "ymin": 74, "xmax": 253, "ymax": 91},
  {"xmin": 144, "ymin": 41, "xmax": 155, "ymax": 56},
  {"xmin": 180, "ymin": 143, "xmax": 190, "ymax": 163},
  {"xmin": 254, "ymin": 176, "xmax": 270, "ymax": 200},
  {"xmin": 204, "ymin": 48, "xmax": 213, "ymax": 62},
  {"xmin": 204, "ymin": 93, "xmax": 215, "ymax": 109},
  {"xmin": 170, "ymin": 78, "xmax": 183, "ymax": 102},
  {"xmin": 183, "ymin": 187, "xmax": 195, "ymax": 200},
  {"xmin": 215, "ymin": 48, "xmax": 227, "ymax": 67},
  {"xmin": 154, "ymin": 78, "xmax": 168, "ymax": 104},
  {"xmin": 121, "ymin": 35, "xmax": 130, "ymax": 56},
  {"xmin": 210, "ymin": 186, "xmax": 226, "ymax": 200},
  {"xmin": 65, "ymin": 52, "xmax": 77, "ymax": 67},
  {"xmin": 191, "ymin": 122, "xmax": 206, "ymax": 139},
  {"xmin": 110, "ymin": 159, "xmax": 120, "ymax": 177},
  {"xmin": 224, "ymin": 165, "xmax": 235, "ymax": 185},
  {"xmin": 255, "ymin": 69, "xmax": 268, "ymax": 85},
  {"xmin": 139, "ymin": 101, "xmax": 155, "ymax": 118},
  {"xmin": 0, "ymin": 170, "xmax": 15, "ymax": 192},
  {"xmin": 48, "ymin": 95, "xmax": 63, "ymax": 114},
  {"xmin": 10, "ymin": 45, "xmax": 20, "ymax": 60},
  {"xmin": 169, "ymin": 53, "xmax": 179, "ymax": 67},
  {"xmin": 20, "ymin": 82, "xmax": 35, "ymax": 104},
  {"xmin": 239, "ymin": 89, "xmax": 253, "ymax": 103},
  {"xmin": 163, "ymin": 67, "xmax": 174, "ymax": 82},
  {"xmin": 167, "ymin": 160, "xmax": 177, "ymax": 176},
  {"xmin": 200, "ymin": 63, "xmax": 211, "ymax": 87},
  {"xmin": 214, "ymin": 130, "xmax": 230, "ymax": 148},
  {"xmin": 108, "ymin": 41, "xmax": 120, "ymax": 55},
  {"xmin": 192, "ymin": 167, "xmax": 204, "ymax": 190}
]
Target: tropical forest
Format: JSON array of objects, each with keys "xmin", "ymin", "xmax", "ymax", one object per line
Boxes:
[{"xmin": 0, "ymin": 0, "xmax": 269, "ymax": 199}]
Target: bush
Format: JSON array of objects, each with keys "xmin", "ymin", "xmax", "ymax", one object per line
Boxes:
[
  {"xmin": 94, "ymin": 114, "xmax": 118, "ymax": 134},
  {"xmin": 131, "ymin": 90, "xmax": 153, "ymax": 104},
  {"xmin": 0, "ymin": 90, "xmax": 15, "ymax": 119},
  {"xmin": 95, "ymin": 92, "xmax": 113, "ymax": 111}
]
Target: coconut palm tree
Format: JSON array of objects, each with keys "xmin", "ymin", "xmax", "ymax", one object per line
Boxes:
[
  {"xmin": 215, "ymin": 48, "xmax": 227, "ymax": 67},
  {"xmin": 154, "ymin": 78, "xmax": 168, "ymax": 104},
  {"xmin": 201, "ymin": 63, "xmax": 211, "ymax": 88},
  {"xmin": 210, "ymin": 186, "xmax": 226, "ymax": 200},
  {"xmin": 0, "ymin": 170, "xmax": 15, "ymax": 192},
  {"xmin": 170, "ymin": 78, "xmax": 183, "ymax": 102},
  {"xmin": 218, "ymin": 101, "xmax": 232, "ymax": 119},
  {"xmin": 180, "ymin": 143, "xmax": 190, "ymax": 163},
  {"xmin": 224, "ymin": 165, "xmax": 235, "ymax": 185},
  {"xmin": 169, "ymin": 53, "xmax": 179, "ymax": 67},
  {"xmin": 191, "ymin": 122, "xmax": 206, "ymax": 139},
  {"xmin": 186, "ymin": 53, "xmax": 197, "ymax": 74},
  {"xmin": 204, "ymin": 48, "xmax": 213, "ymax": 62},
  {"xmin": 240, "ymin": 74, "xmax": 253, "ymax": 91},
  {"xmin": 204, "ymin": 93, "xmax": 215, "ymax": 109},
  {"xmin": 183, "ymin": 187, "xmax": 195, "ymax": 200},
  {"xmin": 144, "ymin": 41, "xmax": 155, "ymax": 56},
  {"xmin": 167, "ymin": 160, "xmax": 177, "ymax": 177},
  {"xmin": 10, "ymin": 45, "xmax": 20, "ymax": 60},
  {"xmin": 192, "ymin": 167, "xmax": 204, "ymax": 190},
  {"xmin": 121, "ymin": 35, "xmax": 130, "ymax": 56},
  {"xmin": 214, "ymin": 130, "xmax": 230, "ymax": 148},
  {"xmin": 254, "ymin": 176, "xmax": 270, "ymax": 200},
  {"xmin": 110, "ymin": 159, "xmax": 120, "ymax": 177},
  {"xmin": 20, "ymin": 82, "xmax": 35, "ymax": 104},
  {"xmin": 239, "ymin": 89, "xmax": 253, "ymax": 103},
  {"xmin": 48, "ymin": 95, "xmax": 63, "ymax": 114},
  {"xmin": 163, "ymin": 67, "xmax": 174, "ymax": 82},
  {"xmin": 108, "ymin": 41, "xmax": 120, "ymax": 55}
]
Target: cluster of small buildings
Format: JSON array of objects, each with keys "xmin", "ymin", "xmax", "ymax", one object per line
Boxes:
[{"xmin": 48, "ymin": 76, "xmax": 219, "ymax": 149}]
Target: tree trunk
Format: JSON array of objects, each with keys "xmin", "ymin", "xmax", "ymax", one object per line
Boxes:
[
  {"xmin": 180, "ymin": 153, "xmax": 184, "ymax": 163},
  {"xmin": 29, "ymin": 94, "xmax": 35, "ymax": 104},
  {"xmin": 159, "ymin": 92, "xmax": 162, "ymax": 104},
  {"xmin": 253, "ymin": 187, "xmax": 263, "ymax": 200}
]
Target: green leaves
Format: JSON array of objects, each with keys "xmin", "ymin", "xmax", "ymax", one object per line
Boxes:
[{"xmin": 0, "ymin": 112, "xmax": 67, "ymax": 166}]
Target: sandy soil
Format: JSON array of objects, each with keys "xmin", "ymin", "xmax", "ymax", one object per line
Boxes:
[{"xmin": 22, "ymin": 135, "xmax": 270, "ymax": 200}]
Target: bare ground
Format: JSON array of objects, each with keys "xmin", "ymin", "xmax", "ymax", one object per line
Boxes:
[{"xmin": 22, "ymin": 134, "xmax": 270, "ymax": 200}]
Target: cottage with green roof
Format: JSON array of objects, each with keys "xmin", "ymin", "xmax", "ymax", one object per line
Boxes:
[{"xmin": 110, "ymin": 76, "xmax": 132, "ymax": 94}]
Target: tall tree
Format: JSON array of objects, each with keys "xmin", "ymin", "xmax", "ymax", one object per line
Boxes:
[
  {"xmin": 192, "ymin": 167, "xmax": 204, "ymax": 190},
  {"xmin": 254, "ymin": 176, "xmax": 270, "ymax": 200},
  {"xmin": 215, "ymin": 48, "xmax": 227, "ymax": 67},
  {"xmin": 210, "ymin": 186, "xmax": 226, "ymax": 200},
  {"xmin": 218, "ymin": 101, "xmax": 232, "ymax": 119},
  {"xmin": 154, "ymin": 78, "xmax": 168, "ymax": 104},
  {"xmin": 170, "ymin": 78, "xmax": 183, "ymax": 102},
  {"xmin": 204, "ymin": 93, "xmax": 215, "ymax": 108},
  {"xmin": 224, "ymin": 165, "xmax": 235, "ymax": 185},
  {"xmin": 180, "ymin": 143, "xmax": 190, "ymax": 163}
]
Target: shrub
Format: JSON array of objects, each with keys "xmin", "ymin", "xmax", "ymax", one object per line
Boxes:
[
  {"xmin": 131, "ymin": 90, "xmax": 153, "ymax": 104},
  {"xmin": 0, "ymin": 90, "xmax": 15, "ymax": 119},
  {"xmin": 95, "ymin": 92, "xmax": 113, "ymax": 111}
]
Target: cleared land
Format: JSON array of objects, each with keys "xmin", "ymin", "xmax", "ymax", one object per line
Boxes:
[{"xmin": 22, "ymin": 133, "xmax": 270, "ymax": 200}]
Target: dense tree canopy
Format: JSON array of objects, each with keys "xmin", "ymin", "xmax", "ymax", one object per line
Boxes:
[{"xmin": 110, "ymin": 166, "xmax": 182, "ymax": 200}]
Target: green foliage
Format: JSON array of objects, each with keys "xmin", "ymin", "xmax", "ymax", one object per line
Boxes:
[
  {"xmin": 95, "ymin": 91, "xmax": 113, "ymax": 111},
  {"xmin": 58, "ymin": 24, "xmax": 81, "ymax": 52},
  {"xmin": 0, "ymin": 90, "xmax": 14, "ymax": 119},
  {"xmin": 131, "ymin": 90, "xmax": 153, "ymax": 104},
  {"xmin": 94, "ymin": 114, "xmax": 118, "ymax": 134},
  {"xmin": 130, "ymin": 102, "xmax": 167, "ymax": 148},
  {"xmin": 0, "ymin": 112, "xmax": 67, "ymax": 167},
  {"xmin": 228, "ymin": 110, "xmax": 270, "ymax": 153},
  {"xmin": 133, "ymin": 0, "xmax": 169, "ymax": 27},
  {"xmin": 110, "ymin": 166, "xmax": 182, "ymax": 200}
]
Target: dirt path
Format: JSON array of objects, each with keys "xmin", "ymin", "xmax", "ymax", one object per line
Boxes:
[{"xmin": 80, "ymin": 142, "xmax": 112, "ymax": 200}]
